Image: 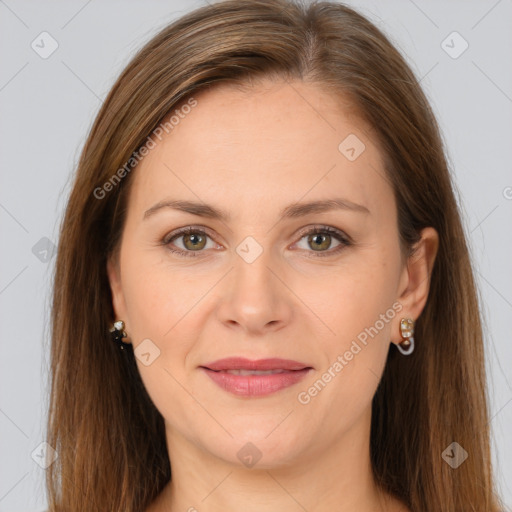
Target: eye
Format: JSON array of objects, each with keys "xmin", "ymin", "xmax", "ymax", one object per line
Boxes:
[
  {"xmin": 293, "ymin": 225, "xmax": 351, "ymax": 258},
  {"xmin": 163, "ymin": 226, "xmax": 219, "ymax": 257}
]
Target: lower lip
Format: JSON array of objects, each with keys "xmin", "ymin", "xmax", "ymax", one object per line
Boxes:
[{"xmin": 201, "ymin": 368, "xmax": 311, "ymax": 397}]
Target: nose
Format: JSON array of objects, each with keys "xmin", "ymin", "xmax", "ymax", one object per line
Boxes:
[{"xmin": 215, "ymin": 247, "xmax": 293, "ymax": 336}]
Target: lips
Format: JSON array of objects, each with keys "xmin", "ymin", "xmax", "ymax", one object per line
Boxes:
[{"xmin": 200, "ymin": 357, "xmax": 313, "ymax": 397}]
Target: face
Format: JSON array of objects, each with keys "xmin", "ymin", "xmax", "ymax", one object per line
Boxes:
[{"xmin": 107, "ymin": 79, "xmax": 430, "ymax": 468}]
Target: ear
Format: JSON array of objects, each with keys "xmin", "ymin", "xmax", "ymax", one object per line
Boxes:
[
  {"xmin": 107, "ymin": 253, "xmax": 128, "ymax": 324},
  {"xmin": 391, "ymin": 227, "xmax": 439, "ymax": 345}
]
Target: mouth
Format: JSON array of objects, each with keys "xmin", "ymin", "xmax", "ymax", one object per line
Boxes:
[{"xmin": 199, "ymin": 357, "xmax": 313, "ymax": 397}]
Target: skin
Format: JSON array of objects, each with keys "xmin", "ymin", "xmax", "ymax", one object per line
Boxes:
[{"xmin": 107, "ymin": 78, "xmax": 438, "ymax": 512}]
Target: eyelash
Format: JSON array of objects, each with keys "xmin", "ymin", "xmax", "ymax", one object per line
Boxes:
[{"xmin": 161, "ymin": 225, "xmax": 352, "ymax": 259}]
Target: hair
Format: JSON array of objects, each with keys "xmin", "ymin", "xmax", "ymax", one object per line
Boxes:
[{"xmin": 45, "ymin": 0, "xmax": 504, "ymax": 510}]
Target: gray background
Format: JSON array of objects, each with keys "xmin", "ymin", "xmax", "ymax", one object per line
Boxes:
[{"xmin": 0, "ymin": 0, "xmax": 511, "ymax": 510}]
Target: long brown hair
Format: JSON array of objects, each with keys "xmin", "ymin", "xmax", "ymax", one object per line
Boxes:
[{"xmin": 46, "ymin": 1, "xmax": 504, "ymax": 510}]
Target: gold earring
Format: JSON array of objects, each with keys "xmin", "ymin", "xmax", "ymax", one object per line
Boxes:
[{"xmin": 397, "ymin": 317, "xmax": 415, "ymax": 355}]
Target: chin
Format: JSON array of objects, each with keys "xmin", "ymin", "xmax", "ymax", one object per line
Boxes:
[{"xmin": 195, "ymin": 423, "xmax": 307, "ymax": 469}]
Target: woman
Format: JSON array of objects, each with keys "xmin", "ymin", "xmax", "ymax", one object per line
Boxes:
[{"xmin": 45, "ymin": 0, "xmax": 505, "ymax": 510}]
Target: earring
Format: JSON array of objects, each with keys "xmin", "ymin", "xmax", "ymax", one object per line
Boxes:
[
  {"xmin": 110, "ymin": 320, "xmax": 130, "ymax": 350},
  {"xmin": 397, "ymin": 317, "xmax": 415, "ymax": 355}
]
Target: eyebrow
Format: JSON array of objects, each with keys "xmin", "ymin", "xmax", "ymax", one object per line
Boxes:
[{"xmin": 143, "ymin": 197, "xmax": 369, "ymax": 221}]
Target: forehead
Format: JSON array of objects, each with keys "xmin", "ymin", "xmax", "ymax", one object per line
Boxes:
[{"xmin": 127, "ymin": 79, "xmax": 393, "ymax": 222}]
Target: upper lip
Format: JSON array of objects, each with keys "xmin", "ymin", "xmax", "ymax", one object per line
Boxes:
[{"xmin": 201, "ymin": 357, "xmax": 311, "ymax": 371}]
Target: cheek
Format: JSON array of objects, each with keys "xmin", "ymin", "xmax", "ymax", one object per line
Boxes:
[
  {"xmin": 297, "ymin": 297, "xmax": 393, "ymax": 443},
  {"xmin": 298, "ymin": 249, "xmax": 399, "ymax": 414},
  {"xmin": 308, "ymin": 254, "xmax": 399, "ymax": 348},
  {"xmin": 120, "ymin": 256, "xmax": 205, "ymax": 429},
  {"xmin": 123, "ymin": 269, "xmax": 170, "ymax": 340},
  {"xmin": 121, "ymin": 246, "xmax": 206, "ymax": 342},
  {"xmin": 120, "ymin": 249, "xmax": 221, "ymax": 387}
]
